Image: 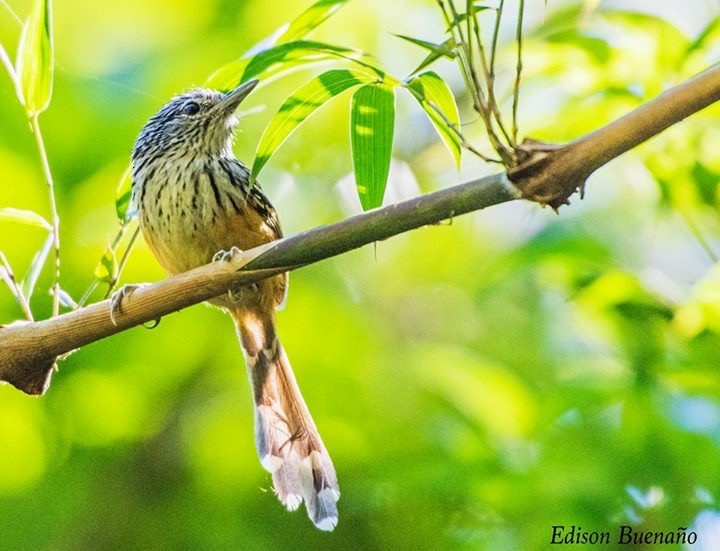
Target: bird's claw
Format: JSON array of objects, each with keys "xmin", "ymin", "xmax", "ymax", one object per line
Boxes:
[
  {"xmin": 110, "ymin": 283, "xmax": 147, "ymax": 325},
  {"xmin": 212, "ymin": 246, "xmax": 243, "ymax": 263}
]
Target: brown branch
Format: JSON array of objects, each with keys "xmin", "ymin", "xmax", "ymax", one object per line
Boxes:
[
  {"xmin": 509, "ymin": 64, "xmax": 720, "ymax": 208},
  {"xmin": 1, "ymin": 64, "xmax": 719, "ymax": 396},
  {"xmin": 0, "ymin": 173, "xmax": 519, "ymax": 395}
]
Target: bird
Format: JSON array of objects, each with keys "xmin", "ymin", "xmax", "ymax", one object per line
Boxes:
[{"xmin": 128, "ymin": 79, "xmax": 340, "ymax": 530}]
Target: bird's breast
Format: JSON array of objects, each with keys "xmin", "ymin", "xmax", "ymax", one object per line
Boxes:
[{"xmin": 134, "ymin": 157, "xmax": 277, "ymax": 276}]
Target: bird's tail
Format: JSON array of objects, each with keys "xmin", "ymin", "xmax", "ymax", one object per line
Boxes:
[{"xmin": 231, "ymin": 309, "xmax": 340, "ymax": 531}]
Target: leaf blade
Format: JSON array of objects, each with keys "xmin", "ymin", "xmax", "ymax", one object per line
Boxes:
[
  {"xmin": 94, "ymin": 245, "xmax": 118, "ymax": 284},
  {"xmin": 115, "ymin": 166, "xmax": 133, "ymax": 221},
  {"xmin": 21, "ymin": 231, "xmax": 53, "ymax": 299},
  {"xmin": 406, "ymin": 71, "xmax": 462, "ymax": 168},
  {"xmin": 278, "ymin": 0, "xmax": 351, "ymax": 44},
  {"xmin": 15, "ymin": 0, "xmax": 53, "ymax": 115},
  {"xmin": 252, "ymin": 68, "xmax": 378, "ymax": 179},
  {"xmin": 0, "ymin": 207, "xmax": 52, "ymax": 230},
  {"xmin": 351, "ymin": 83, "xmax": 395, "ymax": 210},
  {"xmin": 206, "ymin": 40, "xmax": 363, "ymax": 92}
]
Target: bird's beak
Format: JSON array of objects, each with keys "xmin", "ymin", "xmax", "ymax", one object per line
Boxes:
[{"xmin": 217, "ymin": 79, "xmax": 259, "ymax": 113}]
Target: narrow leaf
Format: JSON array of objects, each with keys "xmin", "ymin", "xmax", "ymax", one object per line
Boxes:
[
  {"xmin": 115, "ymin": 165, "xmax": 133, "ymax": 221},
  {"xmin": 21, "ymin": 231, "xmax": 53, "ymax": 299},
  {"xmin": 351, "ymin": 83, "xmax": 395, "ymax": 210},
  {"xmin": 0, "ymin": 207, "xmax": 51, "ymax": 229},
  {"xmin": 395, "ymin": 35, "xmax": 457, "ymax": 75},
  {"xmin": 15, "ymin": 0, "xmax": 53, "ymax": 115},
  {"xmin": 446, "ymin": 4, "xmax": 494, "ymax": 31},
  {"xmin": 394, "ymin": 34, "xmax": 456, "ymax": 57},
  {"xmin": 206, "ymin": 40, "xmax": 363, "ymax": 92},
  {"xmin": 406, "ymin": 71, "xmax": 462, "ymax": 168},
  {"xmin": 278, "ymin": 0, "xmax": 351, "ymax": 44},
  {"xmin": 94, "ymin": 245, "xmax": 118, "ymax": 284},
  {"xmin": 252, "ymin": 68, "xmax": 378, "ymax": 179}
]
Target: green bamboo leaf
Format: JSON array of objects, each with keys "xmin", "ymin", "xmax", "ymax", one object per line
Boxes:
[
  {"xmin": 21, "ymin": 232, "xmax": 53, "ymax": 299},
  {"xmin": 394, "ymin": 35, "xmax": 457, "ymax": 75},
  {"xmin": 445, "ymin": 3, "xmax": 494, "ymax": 31},
  {"xmin": 15, "ymin": 0, "xmax": 53, "ymax": 115},
  {"xmin": 0, "ymin": 207, "xmax": 52, "ymax": 229},
  {"xmin": 278, "ymin": 0, "xmax": 351, "ymax": 44},
  {"xmin": 94, "ymin": 245, "xmax": 118, "ymax": 284},
  {"xmin": 406, "ymin": 71, "xmax": 462, "ymax": 168},
  {"xmin": 206, "ymin": 40, "xmax": 363, "ymax": 92},
  {"xmin": 115, "ymin": 166, "xmax": 133, "ymax": 221},
  {"xmin": 351, "ymin": 83, "xmax": 395, "ymax": 210},
  {"xmin": 252, "ymin": 68, "xmax": 379, "ymax": 179},
  {"xmin": 394, "ymin": 34, "xmax": 456, "ymax": 57}
]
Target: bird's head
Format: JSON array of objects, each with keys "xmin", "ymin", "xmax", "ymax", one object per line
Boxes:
[{"xmin": 132, "ymin": 79, "xmax": 259, "ymax": 161}]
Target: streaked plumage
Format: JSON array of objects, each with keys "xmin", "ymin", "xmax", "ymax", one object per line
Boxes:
[{"xmin": 130, "ymin": 80, "xmax": 339, "ymax": 530}]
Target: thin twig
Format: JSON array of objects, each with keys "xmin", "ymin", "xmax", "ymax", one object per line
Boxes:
[
  {"xmin": 0, "ymin": 252, "xmax": 34, "ymax": 321},
  {"xmin": 457, "ymin": 2, "xmax": 498, "ymax": 151},
  {"xmin": 78, "ymin": 219, "xmax": 130, "ymax": 307},
  {"xmin": 29, "ymin": 115, "xmax": 61, "ymax": 317},
  {"xmin": 103, "ymin": 224, "xmax": 141, "ymax": 299},
  {"xmin": 512, "ymin": 0, "xmax": 525, "ymax": 147},
  {"xmin": 458, "ymin": 1, "xmax": 511, "ymax": 160},
  {"xmin": 489, "ymin": 0, "xmax": 504, "ymax": 78},
  {"xmin": 472, "ymin": 3, "xmax": 513, "ymax": 154},
  {"xmin": 417, "ymin": 90, "xmax": 501, "ymax": 162},
  {"xmin": 0, "ymin": 0, "xmax": 22, "ymax": 25}
]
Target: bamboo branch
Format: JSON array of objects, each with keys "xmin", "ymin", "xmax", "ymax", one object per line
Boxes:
[
  {"xmin": 1, "ymin": 64, "xmax": 719, "ymax": 396},
  {"xmin": 0, "ymin": 172, "xmax": 519, "ymax": 395},
  {"xmin": 509, "ymin": 64, "xmax": 720, "ymax": 208}
]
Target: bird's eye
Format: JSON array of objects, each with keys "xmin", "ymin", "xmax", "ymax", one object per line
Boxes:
[{"xmin": 181, "ymin": 101, "xmax": 201, "ymax": 116}]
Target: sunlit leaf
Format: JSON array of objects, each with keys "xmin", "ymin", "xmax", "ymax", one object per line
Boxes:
[
  {"xmin": 206, "ymin": 40, "xmax": 364, "ymax": 92},
  {"xmin": 0, "ymin": 41, "xmax": 17, "ymax": 86},
  {"xmin": 406, "ymin": 71, "xmax": 461, "ymax": 168},
  {"xmin": 15, "ymin": 0, "xmax": 53, "ymax": 115},
  {"xmin": 686, "ymin": 17, "xmax": 720, "ymax": 57},
  {"xmin": 21, "ymin": 232, "xmax": 53, "ymax": 299},
  {"xmin": 0, "ymin": 207, "xmax": 51, "ymax": 230},
  {"xmin": 115, "ymin": 166, "xmax": 133, "ymax": 221},
  {"xmin": 94, "ymin": 245, "xmax": 118, "ymax": 284},
  {"xmin": 278, "ymin": 0, "xmax": 351, "ymax": 44},
  {"xmin": 351, "ymin": 83, "xmax": 395, "ymax": 210},
  {"xmin": 252, "ymin": 68, "xmax": 379, "ymax": 179},
  {"xmin": 545, "ymin": 29, "xmax": 611, "ymax": 64}
]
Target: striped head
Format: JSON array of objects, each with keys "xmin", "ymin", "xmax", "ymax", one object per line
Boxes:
[{"xmin": 131, "ymin": 79, "xmax": 259, "ymax": 164}]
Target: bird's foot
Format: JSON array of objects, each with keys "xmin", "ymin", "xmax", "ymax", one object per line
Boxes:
[
  {"xmin": 110, "ymin": 283, "xmax": 147, "ymax": 325},
  {"xmin": 212, "ymin": 246, "xmax": 243, "ymax": 263}
]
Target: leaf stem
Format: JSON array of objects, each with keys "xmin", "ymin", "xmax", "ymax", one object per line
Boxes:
[
  {"xmin": 512, "ymin": 0, "xmax": 525, "ymax": 146},
  {"xmin": 0, "ymin": 252, "xmax": 34, "ymax": 321},
  {"xmin": 29, "ymin": 114, "xmax": 60, "ymax": 316},
  {"xmin": 103, "ymin": 224, "xmax": 141, "ymax": 299},
  {"xmin": 0, "ymin": 0, "xmax": 22, "ymax": 24}
]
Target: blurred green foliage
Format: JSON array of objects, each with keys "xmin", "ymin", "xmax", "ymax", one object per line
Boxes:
[{"xmin": 1, "ymin": 0, "xmax": 720, "ymax": 549}]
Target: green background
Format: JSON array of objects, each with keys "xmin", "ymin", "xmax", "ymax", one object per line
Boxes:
[{"xmin": 1, "ymin": 0, "xmax": 720, "ymax": 549}]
